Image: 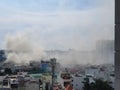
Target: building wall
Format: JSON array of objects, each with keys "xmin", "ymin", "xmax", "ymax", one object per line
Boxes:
[
  {"xmin": 41, "ymin": 61, "xmax": 51, "ymax": 73},
  {"xmin": 71, "ymin": 76, "xmax": 84, "ymax": 90}
]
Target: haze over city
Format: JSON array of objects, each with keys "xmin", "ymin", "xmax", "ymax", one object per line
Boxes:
[{"xmin": 0, "ymin": 0, "xmax": 115, "ymax": 90}]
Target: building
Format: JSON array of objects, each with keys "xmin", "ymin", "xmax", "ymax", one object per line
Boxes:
[
  {"xmin": 41, "ymin": 60, "xmax": 51, "ymax": 73},
  {"xmin": 71, "ymin": 74, "xmax": 84, "ymax": 90},
  {"xmin": 0, "ymin": 50, "xmax": 7, "ymax": 62}
]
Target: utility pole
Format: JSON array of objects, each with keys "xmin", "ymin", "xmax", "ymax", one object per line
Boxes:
[
  {"xmin": 115, "ymin": 0, "xmax": 120, "ymax": 90},
  {"xmin": 39, "ymin": 79, "xmax": 42, "ymax": 90},
  {"xmin": 51, "ymin": 58, "xmax": 56, "ymax": 90}
]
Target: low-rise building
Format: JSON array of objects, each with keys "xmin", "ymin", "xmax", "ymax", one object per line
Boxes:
[{"xmin": 71, "ymin": 74, "xmax": 84, "ymax": 90}]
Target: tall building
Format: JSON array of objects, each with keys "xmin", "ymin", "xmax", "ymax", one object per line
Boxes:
[{"xmin": 0, "ymin": 50, "xmax": 7, "ymax": 62}]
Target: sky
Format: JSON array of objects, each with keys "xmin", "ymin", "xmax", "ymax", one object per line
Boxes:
[{"xmin": 0, "ymin": 0, "xmax": 114, "ymax": 51}]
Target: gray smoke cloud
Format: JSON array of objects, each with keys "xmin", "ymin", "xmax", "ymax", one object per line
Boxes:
[
  {"xmin": 45, "ymin": 40, "xmax": 114, "ymax": 66},
  {"xmin": 4, "ymin": 31, "xmax": 46, "ymax": 64},
  {"xmin": 3, "ymin": 30, "xmax": 114, "ymax": 66}
]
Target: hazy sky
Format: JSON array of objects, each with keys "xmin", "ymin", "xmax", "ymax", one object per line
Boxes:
[{"xmin": 0, "ymin": 0, "xmax": 114, "ymax": 50}]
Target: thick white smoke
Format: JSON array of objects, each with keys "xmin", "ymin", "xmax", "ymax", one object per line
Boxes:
[
  {"xmin": 4, "ymin": 31, "xmax": 46, "ymax": 64},
  {"xmin": 45, "ymin": 40, "xmax": 114, "ymax": 66},
  {"xmin": 3, "ymin": 30, "xmax": 114, "ymax": 66}
]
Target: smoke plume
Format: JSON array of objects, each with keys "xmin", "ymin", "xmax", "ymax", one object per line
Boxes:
[
  {"xmin": 45, "ymin": 40, "xmax": 114, "ymax": 66},
  {"xmin": 3, "ymin": 30, "xmax": 114, "ymax": 66},
  {"xmin": 4, "ymin": 31, "xmax": 46, "ymax": 64}
]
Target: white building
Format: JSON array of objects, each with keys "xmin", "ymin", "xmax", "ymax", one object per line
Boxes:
[{"xmin": 71, "ymin": 74, "xmax": 84, "ymax": 90}]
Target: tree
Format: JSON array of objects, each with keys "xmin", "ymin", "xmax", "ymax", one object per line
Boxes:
[
  {"xmin": 5, "ymin": 68, "xmax": 12, "ymax": 75},
  {"xmin": 90, "ymin": 79, "xmax": 114, "ymax": 90},
  {"xmin": 83, "ymin": 78, "xmax": 114, "ymax": 90}
]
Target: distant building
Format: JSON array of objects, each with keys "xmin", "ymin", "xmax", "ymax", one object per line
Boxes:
[
  {"xmin": 0, "ymin": 50, "xmax": 7, "ymax": 62},
  {"xmin": 29, "ymin": 61, "xmax": 41, "ymax": 68},
  {"xmin": 85, "ymin": 67, "xmax": 98, "ymax": 78},
  {"xmin": 55, "ymin": 62, "xmax": 61, "ymax": 73},
  {"xmin": 85, "ymin": 66, "xmax": 114, "ymax": 82}
]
